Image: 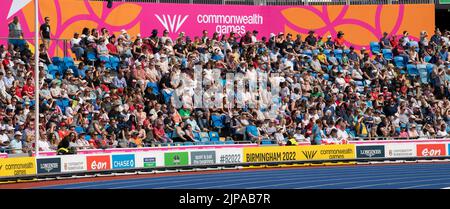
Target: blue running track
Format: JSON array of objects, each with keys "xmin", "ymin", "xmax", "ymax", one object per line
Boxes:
[{"xmin": 35, "ymin": 163, "xmax": 450, "ymax": 189}]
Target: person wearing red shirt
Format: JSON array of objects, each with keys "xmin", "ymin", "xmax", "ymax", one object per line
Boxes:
[
  {"xmin": 334, "ymin": 31, "xmax": 346, "ymax": 49},
  {"xmin": 22, "ymin": 78, "xmax": 35, "ymax": 98},
  {"xmin": 153, "ymin": 121, "xmax": 172, "ymax": 143},
  {"xmin": 106, "ymin": 36, "xmax": 119, "ymax": 57}
]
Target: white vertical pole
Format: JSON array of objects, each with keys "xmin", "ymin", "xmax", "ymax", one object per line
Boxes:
[{"xmin": 34, "ymin": 0, "xmax": 40, "ymax": 157}]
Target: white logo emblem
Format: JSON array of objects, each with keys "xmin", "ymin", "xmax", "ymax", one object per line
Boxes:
[{"xmin": 155, "ymin": 14, "xmax": 189, "ymax": 34}]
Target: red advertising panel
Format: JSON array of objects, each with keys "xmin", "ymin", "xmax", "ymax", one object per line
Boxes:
[
  {"xmin": 86, "ymin": 155, "xmax": 111, "ymax": 171},
  {"xmin": 416, "ymin": 144, "xmax": 446, "ymax": 157}
]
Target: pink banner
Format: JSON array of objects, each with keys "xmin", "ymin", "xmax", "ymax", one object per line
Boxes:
[
  {"xmin": 37, "ymin": 143, "xmax": 258, "ymax": 156},
  {"xmin": 0, "ymin": 0, "xmax": 435, "ymax": 56}
]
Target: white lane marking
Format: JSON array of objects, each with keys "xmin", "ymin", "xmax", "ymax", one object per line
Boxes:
[
  {"xmin": 168, "ymin": 167, "xmax": 450, "ymax": 189},
  {"xmin": 401, "ymin": 182, "xmax": 450, "ymax": 189},
  {"xmin": 71, "ymin": 165, "xmax": 400, "ymax": 189},
  {"xmin": 346, "ymin": 177, "xmax": 450, "ymax": 189}
]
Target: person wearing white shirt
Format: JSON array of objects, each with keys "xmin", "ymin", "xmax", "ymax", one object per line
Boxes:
[
  {"xmin": 3, "ymin": 71, "xmax": 14, "ymax": 89},
  {"xmin": 437, "ymin": 124, "xmax": 448, "ymax": 137},
  {"xmin": 9, "ymin": 131, "xmax": 23, "ymax": 154},
  {"xmin": 71, "ymin": 32, "xmax": 84, "ymax": 60},
  {"xmin": 37, "ymin": 136, "xmax": 52, "ymax": 151}
]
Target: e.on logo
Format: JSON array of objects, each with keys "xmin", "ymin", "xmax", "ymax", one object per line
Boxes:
[
  {"xmin": 417, "ymin": 144, "xmax": 446, "ymax": 157},
  {"xmin": 86, "ymin": 155, "xmax": 111, "ymax": 171}
]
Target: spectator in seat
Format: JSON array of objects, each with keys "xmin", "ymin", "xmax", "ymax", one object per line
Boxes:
[
  {"xmin": 97, "ymin": 37, "xmax": 110, "ymax": 57},
  {"xmin": 71, "ymin": 32, "xmax": 84, "ymax": 61},
  {"xmin": 107, "ymin": 36, "xmax": 119, "ymax": 57},
  {"xmin": 334, "ymin": 31, "xmax": 346, "ymax": 49},
  {"xmin": 246, "ymin": 120, "xmax": 261, "ymax": 143},
  {"xmin": 380, "ymin": 32, "xmax": 392, "ymax": 49}
]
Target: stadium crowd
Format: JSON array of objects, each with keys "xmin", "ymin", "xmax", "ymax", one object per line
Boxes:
[{"xmin": 1, "ymin": 16, "xmax": 450, "ymax": 153}]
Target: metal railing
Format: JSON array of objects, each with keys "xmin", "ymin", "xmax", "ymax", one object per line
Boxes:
[
  {"xmin": 91, "ymin": 0, "xmax": 435, "ymax": 5},
  {"xmin": 0, "ymin": 37, "xmax": 70, "ymax": 58}
]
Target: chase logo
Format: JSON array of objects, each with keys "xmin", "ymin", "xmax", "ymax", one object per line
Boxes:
[
  {"xmin": 112, "ymin": 154, "xmax": 135, "ymax": 169},
  {"xmin": 302, "ymin": 151, "xmax": 317, "ymax": 160}
]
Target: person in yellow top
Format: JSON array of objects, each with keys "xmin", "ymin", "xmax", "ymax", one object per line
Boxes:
[
  {"xmin": 317, "ymin": 51, "xmax": 329, "ymax": 66},
  {"xmin": 129, "ymin": 131, "xmax": 143, "ymax": 148}
]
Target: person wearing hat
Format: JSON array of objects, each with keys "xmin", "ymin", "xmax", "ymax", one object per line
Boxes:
[
  {"xmin": 305, "ymin": 30, "xmax": 317, "ymax": 49},
  {"xmin": 9, "ymin": 131, "xmax": 23, "ymax": 154},
  {"xmin": 334, "ymin": 31, "xmax": 346, "ymax": 49},
  {"xmin": 323, "ymin": 34, "xmax": 334, "ymax": 49}
]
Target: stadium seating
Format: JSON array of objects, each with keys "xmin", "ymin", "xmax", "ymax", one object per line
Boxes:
[
  {"xmin": 382, "ymin": 48, "xmax": 393, "ymax": 60},
  {"xmin": 418, "ymin": 64, "xmax": 429, "ymax": 84},
  {"xmin": 394, "ymin": 56, "xmax": 405, "ymax": 68},
  {"xmin": 199, "ymin": 132, "xmax": 210, "ymax": 142},
  {"xmin": 407, "ymin": 64, "xmax": 419, "ymax": 77},
  {"xmin": 147, "ymin": 82, "xmax": 160, "ymax": 95},
  {"xmin": 370, "ymin": 42, "xmax": 381, "ymax": 54},
  {"xmin": 424, "ymin": 55, "xmax": 432, "ymax": 63},
  {"xmin": 86, "ymin": 51, "xmax": 97, "ymax": 65},
  {"xmin": 209, "ymin": 132, "xmax": 220, "ymax": 142},
  {"xmin": 408, "ymin": 41, "xmax": 419, "ymax": 52},
  {"xmin": 211, "ymin": 114, "xmax": 224, "ymax": 129}
]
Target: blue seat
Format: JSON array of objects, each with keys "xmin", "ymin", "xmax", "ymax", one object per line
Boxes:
[
  {"xmin": 211, "ymin": 115, "xmax": 224, "ymax": 129},
  {"xmin": 382, "ymin": 48, "xmax": 393, "ymax": 60},
  {"xmin": 193, "ymin": 132, "xmax": 200, "ymax": 141},
  {"xmin": 204, "ymin": 141, "xmax": 215, "ymax": 145},
  {"xmin": 215, "ymin": 141, "xmax": 225, "ymax": 145},
  {"xmin": 424, "ymin": 55, "xmax": 432, "ymax": 63},
  {"xmin": 85, "ymin": 135, "xmax": 91, "ymax": 141},
  {"xmin": 407, "ymin": 64, "xmax": 419, "ymax": 76},
  {"xmin": 162, "ymin": 90, "xmax": 173, "ymax": 104},
  {"xmin": 109, "ymin": 56, "xmax": 120, "ymax": 70},
  {"xmin": 426, "ymin": 63, "xmax": 434, "ymax": 74},
  {"xmin": 99, "ymin": 56, "xmax": 112, "ymax": 69},
  {"xmin": 147, "ymin": 82, "xmax": 160, "ymax": 95},
  {"xmin": 209, "ymin": 132, "xmax": 220, "ymax": 142},
  {"xmin": 312, "ymin": 49, "xmax": 320, "ymax": 55},
  {"xmin": 334, "ymin": 49, "xmax": 343, "ymax": 60},
  {"xmin": 183, "ymin": 142, "xmax": 194, "ymax": 146},
  {"xmin": 344, "ymin": 49, "xmax": 350, "ymax": 55},
  {"xmin": 394, "ymin": 56, "xmax": 405, "ymax": 68},
  {"xmin": 261, "ymin": 140, "xmax": 273, "ymax": 145},
  {"xmin": 418, "ymin": 65, "xmax": 429, "ymax": 84},
  {"xmin": 52, "ymin": 57, "xmax": 63, "ymax": 66},
  {"xmin": 303, "ymin": 50, "xmax": 313, "ymax": 57},
  {"xmin": 75, "ymin": 126, "xmax": 84, "ymax": 134},
  {"xmin": 370, "ymin": 42, "xmax": 381, "ymax": 54},
  {"xmin": 225, "ymin": 140, "xmax": 234, "ymax": 144},
  {"xmin": 63, "ymin": 57, "xmax": 75, "ymax": 70},
  {"xmin": 323, "ymin": 49, "xmax": 331, "ymax": 57},
  {"xmin": 86, "ymin": 51, "xmax": 97, "ymax": 64},
  {"xmin": 323, "ymin": 73, "xmax": 329, "ymax": 80},
  {"xmin": 195, "ymin": 141, "xmax": 205, "ymax": 145},
  {"xmin": 199, "ymin": 132, "xmax": 210, "ymax": 142}
]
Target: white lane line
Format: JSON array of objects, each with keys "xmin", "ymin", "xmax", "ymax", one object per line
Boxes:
[
  {"xmin": 113, "ymin": 168, "xmax": 365, "ymax": 189},
  {"xmin": 169, "ymin": 167, "xmax": 450, "ymax": 189},
  {"xmin": 401, "ymin": 182, "xmax": 450, "ymax": 189},
  {"xmin": 241, "ymin": 171, "xmax": 450, "ymax": 189},
  {"xmin": 68, "ymin": 165, "xmax": 396, "ymax": 189},
  {"xmin": 346, "ymin": 177, "xmax": 450, "ymax": 189},
  {"xmin": 44, "ymin": 163, "xmax": 450, "ymax": 189}
]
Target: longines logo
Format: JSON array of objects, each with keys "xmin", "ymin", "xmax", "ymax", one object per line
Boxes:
[
  {"xmin": 302, "ymin": 151, "xmax": 317, "ymax": 160},
  {"xmin": 155, "ymin": 14, "xmax": 189, "ymax": 34}
]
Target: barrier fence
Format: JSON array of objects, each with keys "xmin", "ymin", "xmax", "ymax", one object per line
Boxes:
[
  {"xmin": 0, "ymin": 37, "xmax": 70, "ymax": 58},
  {"xmin": 1, "ymin": 139, "xmax": 450, "ymax": 180}
]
